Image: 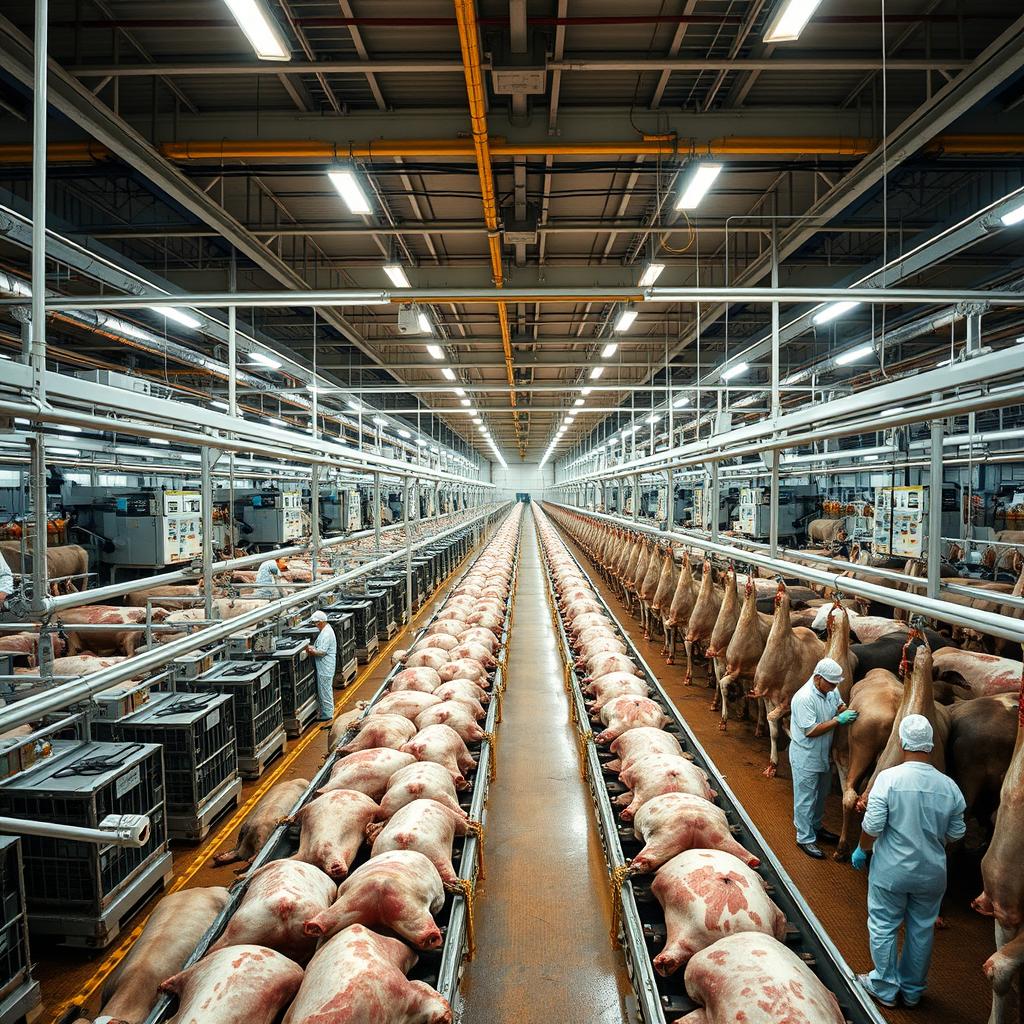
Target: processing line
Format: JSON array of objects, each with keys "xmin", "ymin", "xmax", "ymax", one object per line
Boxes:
[{"xmin": 535, "ymin": 505, "xmax": 887, "ymax": 1024}]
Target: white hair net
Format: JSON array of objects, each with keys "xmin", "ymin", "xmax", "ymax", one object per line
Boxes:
[
  {"xmin": 899, "ymin": 714, "xmax": 934, "ymax": 752},
  {"xmin": 813, "ymin": 657, "xmax": 844, "ymax": 685},
  {"xmin": 310, "ymin": 610, "xmax": 328, "ymax": 623}
]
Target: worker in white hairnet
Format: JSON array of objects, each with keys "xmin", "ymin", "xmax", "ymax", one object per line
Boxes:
[
  {"xmin": 305, "ymin": 610, "xmax": 337, "ymax": 723},
  {"xmin": 852, "ymin": 714, "xmax": 966, "ymax": 1009},
  {"xmin": 253, "ymin": 557, "xmax": 287, "ymax": 599},
  {"xmin": 788, "ymin": 656, "xmax": 858, "ymax": 860}
]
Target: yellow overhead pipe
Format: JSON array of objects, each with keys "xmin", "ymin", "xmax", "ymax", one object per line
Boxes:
[
  {"xmin": 5, "ymin": 135, "xmax": 1024, "ymax": 166},
  {"xmin": 453, "ymin": 0, "xmax": 522, "ymax": 456}
]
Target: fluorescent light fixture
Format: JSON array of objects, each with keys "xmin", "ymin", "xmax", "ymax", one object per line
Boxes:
[
  {"xmin": 151, "ymin": 437, "xmax": 171, "ymax": 444},
  {"xmin": 478, "ymin": 426, "xmax": 487, "ymax": 434},
  {"xmin": 601, "ymin": 342, "xmax": 618, "ymax": 358},
  {"xmin": 813, "ymin": 300, "xmax": 860, "ymax": 325},
  {"xmin": 721, "ymin": 360, "xmax": 749, "ymax": 381},
  {"xmin": 564, "ymin": 417, "xmax": 575, "ymax": 425},
  {"xmin": 638, "ymin": 262, "xmax": 665, "ymax": 288},
  {"xmin": 372, "ymin": 416, "xmax": 387, "ymax": 426},
  {"xmin": 0, "ymin": 354, "xmax": 9, "ymax": 360},
  {"xmin": 418, "ymin": 312, "xmax": 432, "ymax": 333},
  {"xmin": 327, "ymin": 166, "xmax": 372, "ymax": 214},
  {"xmin": 49, "ymin": 447, "xmax": 81, "ymax": 456},
  {"xmin": 268, "ymin": 417, "xmax": 286, "ymax": 427},
  {"xmin": 223, "ymin": 0, "xmax": 290, "ymax": 59},
  {"xmin": 150, "ymin": 305, "xmax": 202, "ymax": 330},
  {"xmin": 383, "ymin": 264, "xmax": 411, "ymax": 288},
  {"xmin": 646, "ymin": 414, "xmax": 661, "ymax": 424},
  {"xmin": 673, "ymin": 394, "xmax": 691, "ymax": 408},
  {"xmin": 863, "ymin": 454, "xmax": 879, "ymax": 462},
  {"xmin": 347, "ymin": 400, "xmax": 363, "ymax": 412},
  {"xmin": 581, "ymin": 387, "xmax": 592, "ymax": 396},
  {"xmin": 460, "ymin": 398, "xmax": 471, "ymax": 407},
  {"xmin": 763, "ymin": 0, "xmax": 823, "ymax": 42},
  {"xmin": 881, "ymin": 407, "xmax": 905, "ymax": 416},
  {"xmin": 398, "ymin": 429, "xmax": 412, "ymax": 439},
  {"xmin": 574, "ymin": 398, "xmax": 585, "ymax": 407},
  {"xmin": 249, "ymin": 351, "xmax": 281, "ymax": 369},
  {"xmin": 590, "ymin": 366, "xmax": 604, "ymax": 380},
  {"xmin": 676, "ymin": 163, "xmax": 723, "ymax": 211},
  {"xmin": 56, "ymin": 424, "xmax": 82, "ymax": 433},
  {"xmin": 834, "ymin": 343, "xmax": 875, "ymax": 366},
  {"xmin": 426, "ymin": 343, "xmax": 444, "ymax": 359},
  {"xmin": 441, "ymin": 367, "xmax": 457, "ymax": 381},
  {"xmin": 472, "ymin": 417, "xmax": 482, "ymax": 425},
  {"xmin": 614, "ymin": 310, "xmax": 637, "ymax": 332},
  {"xmin": 454, "ymin": 387, "xmax": 466, "ymax": 396},
  {"xmin": 415, "ymin": 438, "xmax": 427, "ymax": 447},
  {"xmin": 1002, "ymin": 202, "xmax": 1024, "ymax": 227},
  {"xmin": 211, "ymin": 399, "xmax": 230, "ymax": 411}
]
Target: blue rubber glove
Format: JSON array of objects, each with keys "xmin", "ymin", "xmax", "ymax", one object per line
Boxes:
[
  {"xmin": 851, "ymin": 846, "xmax": 868, "ymax": 871},
  {"xmin": 836, "ymin": 709, "xmax": 859, "ymax": 725}
]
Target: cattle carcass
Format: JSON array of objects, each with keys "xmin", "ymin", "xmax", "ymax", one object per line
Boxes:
[{"xmin": 0, "ymin": 541, "xmax": 90, "ymax": 595}]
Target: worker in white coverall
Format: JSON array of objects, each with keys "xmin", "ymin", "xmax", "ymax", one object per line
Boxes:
[
  {"xmin": 0, "ymin": 552, "xmax": 12, "ymax": 610},
  {"xmin": 852, "ymin": 714, "xmax": 966, "ymax": 1009},
  {"xmin": 253, "ymin": 557, "xmax": 287, "ymax": 599},
  {"xmin": 788, "ymin": 656, "xmax": 859, "ymax": 860},
  {"xmin": 305, "ymin": 610, "xmax": 337, "ymax": 723}
]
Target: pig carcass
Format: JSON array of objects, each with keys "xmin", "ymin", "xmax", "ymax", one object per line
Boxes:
[
  {"xmin": 617, "ymin": 754, "xmax": 716, "ymax": 822},
  {"xmin": 367, "ymin": 797, "xmax": 469, "ymax": 885},
  {"xmin": 433, "ymin": 679, "xmax": 489, "ymax": 708},
  {"xmin": 370, "ymin": 691, "xmax": 442, "ymax": 721},
  {"xmin": 320, "ymin": 749, "xmax": 417, "ymax": 800},
  {"xmin": 678, "ymin": 932, "xmax": 845, "ymax": 1024},
  {"xmin": 280, "ymin": 925, "xmax": 451, "ymax": 1024},
  {"xmin": 684, "ymin": 561, "xmax": 723, "ymax": 686},
  {"xmin": 594, "ymin": 696, "xmax": 669, "ymax": 745},
  {"xmin": 606, "ymin": 727, "xmax": 683, "ymax": 774},
  {"xmin": 630, "ymin": 793, "xmax": 758, "ymax": 875},
  {"xmin": 303, "ymin": 850, "xmax": 445, "ymax": 949},
  {"xmin": 414, "ymin": 701, "xmax": 486, "ymax": 744},
  {"xmin": 437, "ymin": 658, "xmax": 490, "ymax": 686},
  {"xmin": 652, "ymin": 849, "xmax": 787, "ymax": 976},
  {"xmin": 59, "ymin": 605, "xmax": 170, "ymax": 657},
  {"xmin": 581, "ymin": 652, "xmax": 639, "ymax": 682},
  {"xmin": 82, "ymin": 886, "xmax": 229, "ymax": 1024},
  {"xmin": 404, "ymin": 649, "xmax": 451, "ymax": 672},
  {"xmin": 212, "ymin": 778, "xmax": 308, "ymax": 868},
  {"xmin": 380, "ymin": 761, "xmax": 468, "ymax": 820},
  {"xmin": 341, "ymin": 714, "xmax": 418, "ymax": 754},
  {"xmin": 159, "ymin": 945, "xmax": 303, "ymax": 1024},
  {"xmin": 401, "ymin": 724, "xmax": 477, "ymax": 789},
  {"xmin": 290, "ymin": 789, "xmax": 380, "ymax": 880},
  {"xmin": 392, "ymin": 666, "xmax": 443, "ymax": 693},
  {"xmin": 211, "ymin": 859, "xmax": 336, "ymax": 962}
]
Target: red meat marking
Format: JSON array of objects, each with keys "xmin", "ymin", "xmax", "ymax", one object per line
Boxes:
[{"xmin": 682, "ymin": 867, "xmax": 751, "ymax": 931}]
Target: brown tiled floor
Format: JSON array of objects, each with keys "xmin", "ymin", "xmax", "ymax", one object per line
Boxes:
[{"xmin": 559, "ymin": 523, "xmax": 996, "ymax": 1024}]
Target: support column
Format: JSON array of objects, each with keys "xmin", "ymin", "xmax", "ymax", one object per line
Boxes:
[
  {"xmin": 768, "ymin": 450, "xmax": 780, "ymax": 559},
  {"xmin": 927, "ymin": 399, "xmax": 943, "ymax": 601},
  {"xmin": 710, "ymin": 462, "xmax": 720, "ymax": 543},
  {"xmin": 201, "ymin": 446, "xmax": 214, "ymax": 620},
  {"xmin": 372, "ymin": 471, "xmax": 382, "ymax": 555},
  {"xmin": 666, "ymin": 468, "xmax": 675, "ymax": 530},
  {"xmin": 404, "ymin": 478, "xmax": 412, "ymax": 621},
  {"xmin": 310, "ymin": 464, "xmax": 321, "ymax": 581}
]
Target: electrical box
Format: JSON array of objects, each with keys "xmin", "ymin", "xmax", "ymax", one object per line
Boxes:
[
  {"xmin": 83, "ymin": 489, "xmax": 202, "ymax": 566},
  {"xmin": 397, "ymin": 304, "xmax": 421, "ymax": 335},
  {"xmin": 235, "ymin": 489, "xmax": 304, "ymax": 547},
  {"xmin": 873, "ymin": 485, "xmax": 926, "ymax": 557}
]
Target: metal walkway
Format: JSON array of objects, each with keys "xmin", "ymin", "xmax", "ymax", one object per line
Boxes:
[{"xmin": 459, "ymin": 506, "xmax": 632, "ymax": 1024}]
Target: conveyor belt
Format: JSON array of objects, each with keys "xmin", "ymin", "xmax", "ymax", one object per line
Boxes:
[
  {"xmin": 534, "ymin": 505, "xmax": 887, "ymax": 1024},
  {"xmin": 131, "ymin": 506, "xmax": 522, "ymax": 1024}
]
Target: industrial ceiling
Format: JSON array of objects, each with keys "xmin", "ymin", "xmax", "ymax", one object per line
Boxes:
[{"xmin": 1, "ymin": 1, "xmax": 1023, "ymax": 467}]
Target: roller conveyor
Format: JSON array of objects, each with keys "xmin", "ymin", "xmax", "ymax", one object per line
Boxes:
[
  {"xmin": 135, "ymin": 506, "xmax": 521, "ymax": 1024},
  {"xmin": 535, "ymin": 506, "xmax": 887, "ymax": 1024}
]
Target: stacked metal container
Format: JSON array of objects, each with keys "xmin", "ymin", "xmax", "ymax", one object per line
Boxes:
[
  {"xmin": 0, "ymin": 837, "xmax": 39, "ymax": 1024},
  {"xmin": 268, "ymin": 635, "xmax": 318, "ymax": 736}
]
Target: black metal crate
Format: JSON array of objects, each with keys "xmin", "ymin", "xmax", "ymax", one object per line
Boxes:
[
  {"xmin": 269, "ymin": 636, "xmax": 317, "ymax": 729},
  {"xmin": 0, "ymin": 837, "xmax": 34, "ymax": 1009},
  {"xmin": 112, "ymin": 692, "xmax": 236, "ymax": 814},
  {"xmin": 0, "ymin": 741, "xmax": 167, "ymax": 915},
  {"xmin": 192, "ymin": 661, "xmax": 282, "ymax": 759},
  {"xmin": 322, "ymin": 612, "xmax": 357, "ymax": 669},
  {"xmin": 343, "ymin": 588, "xmax": 392, "ymax": 639},
  {"xmin": 332, "ymin": 599, "xmax": 376, "ymax": 653},
  {"xmin": 411, "ymin": 559, "xmax": 431, "ymax": 604},
  {"xmin": 375, "ymin": 577, "xmax": 408, "ymax": 624}
]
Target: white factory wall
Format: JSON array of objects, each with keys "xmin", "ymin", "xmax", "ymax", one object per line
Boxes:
[{"xmin": 491, "ymin": 462, "xmax": 553, "ymax": 497}]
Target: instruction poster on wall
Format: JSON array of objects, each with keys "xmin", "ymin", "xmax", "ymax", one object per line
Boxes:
[{"xmin": 872, "ymin": 485, "xmax": 926, "ymax": 557}]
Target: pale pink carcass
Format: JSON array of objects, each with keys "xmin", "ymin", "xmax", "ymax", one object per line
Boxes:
[
  {"xmin": 320, "ymin": 749, "xmax": 417, "ymax": 800},
  {"xmin": 213, "ymin": 778, "xmax": 308, "ymax": 868},
  {"xmin": 595, "ymin": 695, "xmax": 669, "ymax": 745},
  {"xmin": 446, "ymin": 642, "xmax": 496, "ymax": 668},
  {"xmin": 426, "ymin": 620, "xmax": 467, "ymax": 638},
  {"xmin": 380, "ymin": 762, "xmax": 468, "ymax": 820},
  {"xmin": 371, "ymin": 691, "xmax": 442, "ymax": 720},
  {"xmin": 932, "ymin": 648, "xmax": 1023, "ymax": 698},
  {"xmin": 437, "ymin": 658, "xmax": 489, "ymax": 686},
  {"xmin": 617, "ymin": 754, "xmax": 716, "ymax": 821},
  {"xmin": 588, "ymin": 677, "xmax": 650, "ymax": 713},
  {"xmin": 159, "ymin": 945, "xmax": 303, "ymax": 1024},
  {"xmin": 574, "ymin": 636, "xmax": 627, "ymax": 667},
  {"xmin": 434, "ymin": 679, "xmax": 489, "ymax": 708},
  {"xmin": 458, "ymin": 627, "xmax": 499, "ymax": 653},
  {"xmin": 582, "ymin": 652, "xmax": 639, "ymax": 681},
  {"xmin": 464, "ymin": 610, "xmax": 502, "ymax": 634},
  {"xmin": 391, "ymin": 667, "xmax": 443, "ymax": 693},
  {"xmin": 291, "ymin": 789, "xmax": 380, "ymax": 880},
  {"xmin": 404, "ymin": 649, "xmax": 451, "ymax": 672},
  {"xmin": 414, "ymin": 701, "xmax": 486, "ymax": 744},
  {"xmin": 341, "ymin": 714, "xmax": 418, "ymax": 753},
  {"xmin": 652, "ymin": 849, "xmax": 787, "ymax": 976},
  {"xmin": 367, "ymin": 798, "xmax": 469, "ymax": 885},
  {"xmin": 210, "ymin": 860, "xmax": 336, "ymax": 962},
  {"xmin": 678, "ymin": 932, "xmax": 845, "ymax": 1024},
  {"xmin": 281, "ymin": 925, "xmax": 452, "ymax": 1024},
  {"xmin": 606, "ymin": 727, "xmax": 683, "ymax": 774},
  {"xmin": 401, "ymin": 724, "xmax": 477, "ymax": 789},
  {"xmin": 630, "ymin": 793, "xmax": 759, "ymax": 874},
  {"xmin": 413, "ymin": 633, "xmax": 461, "ymax": 653},
  {"xmin": 305, "ymin": 851, "xmax": 446, "ymax": 948}
]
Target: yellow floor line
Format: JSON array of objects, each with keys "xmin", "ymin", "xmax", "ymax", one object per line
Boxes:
[{"xmin": 57, "ymin": 555, "xmax": 470, "ymax": 1021}]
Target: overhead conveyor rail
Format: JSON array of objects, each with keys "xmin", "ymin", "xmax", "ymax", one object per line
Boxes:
[
  {"xmin": 534, "ymin": 504, "xmax": 886, "ymax": 1024},
  {"xmin": 117, "ymin": 504, "xmax": 523, "ymax": 1024}
]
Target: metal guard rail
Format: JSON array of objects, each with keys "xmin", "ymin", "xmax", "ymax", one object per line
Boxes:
[
  {"xmin": 135, "ymin": 503, "xmax": 522, "ymax": 1024},
  {"xmin": 536, "ymin": 504, "xmax": 886, "ymax": 1024}
]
